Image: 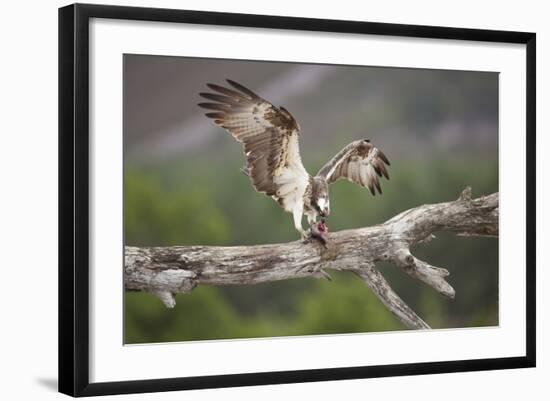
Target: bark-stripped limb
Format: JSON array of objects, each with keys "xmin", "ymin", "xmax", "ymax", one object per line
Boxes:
[{"xmin": 125, "ymin": 187, "xmax": 498, "ymax": 329}]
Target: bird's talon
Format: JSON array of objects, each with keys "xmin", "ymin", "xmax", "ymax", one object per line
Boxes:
[{"xmin": 300, "ymin": 229, "xmax": 313, "ymax": 243}]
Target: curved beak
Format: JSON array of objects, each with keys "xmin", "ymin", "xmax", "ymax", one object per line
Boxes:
[{"xmin": 315, "ymin": 198, "xmax": 330, "ymax": 218}]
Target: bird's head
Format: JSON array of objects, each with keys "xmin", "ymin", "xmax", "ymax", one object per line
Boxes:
[{"xmin": 312, "ymin": 176, "xmax": 330, "ymax": 217}]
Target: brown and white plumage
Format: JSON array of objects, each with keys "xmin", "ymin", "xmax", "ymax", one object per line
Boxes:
[
  {"xmin": 199, "ymin": 80, "xmax": 391, "ymax": 239},
  {"xmin": 317, "ymin": 140, "xmax": 390, "ymax": 196}
]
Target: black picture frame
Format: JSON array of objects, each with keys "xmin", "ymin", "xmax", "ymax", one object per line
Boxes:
[{"xmin": 58, "ymin": 3, "xmax": 536, "ymax": 397}]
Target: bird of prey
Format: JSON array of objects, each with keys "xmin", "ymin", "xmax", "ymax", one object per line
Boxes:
[{"xmin": 198, "ymin": 79, "xmax": 390, "ymax": 241}]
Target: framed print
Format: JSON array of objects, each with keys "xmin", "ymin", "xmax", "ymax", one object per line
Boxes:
[{"xmin": 58, "ymin": 3, "xmax": 536, "ymax": 397}]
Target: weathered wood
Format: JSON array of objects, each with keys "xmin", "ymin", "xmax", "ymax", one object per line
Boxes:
[{"xmin": 125, "ymin": 187, "xmax": 498, "ymax": 330}]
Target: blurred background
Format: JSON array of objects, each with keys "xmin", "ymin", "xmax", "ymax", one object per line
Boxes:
[{"xmin": 123, "ymin": 54, "xmax": 499, "ymax": 344}]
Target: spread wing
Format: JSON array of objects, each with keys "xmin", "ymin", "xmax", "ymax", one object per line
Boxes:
[
  {"xmin": 199, "ymin": 80, "xmax": 309, "ymax": 208},
  {"xmin": 317, "ymin": 140, "xmax": 390, "ymax": 195}
]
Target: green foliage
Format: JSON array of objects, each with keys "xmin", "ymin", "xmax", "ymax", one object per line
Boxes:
[
  {"xmin": 291, "ymin": 273, "xmax": 401, "ymax": 335},
  {"xmin": 125, "ymin": 273, "xmax": 401, "ymax": 344},
  {"xmin": 125, "ymin": 287, "xmax": 242, "ymax": 343},
  {"xmin": 124, "ymin": 171, "xmax": 229, "ymax": 246}
]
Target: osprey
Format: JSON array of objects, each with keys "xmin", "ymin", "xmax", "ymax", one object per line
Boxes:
[{"xmin": 199, "ymin": 80, "xmax": 390, "ymax": 240}]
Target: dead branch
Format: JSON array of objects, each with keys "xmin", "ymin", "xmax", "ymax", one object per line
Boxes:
[{"xmin": 124, "ymin": 187, "xmax": 498, "ymax": 329}]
